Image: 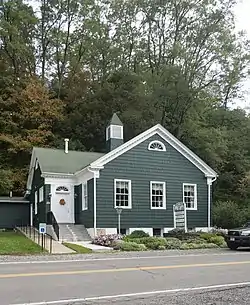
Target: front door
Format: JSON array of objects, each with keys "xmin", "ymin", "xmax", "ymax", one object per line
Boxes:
[{"xmin": 52, "ymin": 186, "xmax": 74, "ymax": 223}]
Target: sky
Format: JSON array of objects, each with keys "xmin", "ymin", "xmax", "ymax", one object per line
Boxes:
[{"xmin": 234, "ymin": 0, "xmax": 250, "ymax": 110}]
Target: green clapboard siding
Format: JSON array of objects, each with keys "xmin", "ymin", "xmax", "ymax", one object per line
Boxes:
[
  {"xmin": 96, "ymin": 134, "xmax": 208, "ymax": 229},
  {"xmin": 0, "ymin": 203, "xmax": 30, "ymax": 229},
  {"xmin": 75, "ymin": 180, "xmax": 94, "ymax": 228},
  {"xmin": 31, "ymin": 164, "xmax": 48, "ymax": 226}
]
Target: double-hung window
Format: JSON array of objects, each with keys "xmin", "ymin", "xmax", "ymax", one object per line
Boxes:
[
  {"xmin": 82, "ymin": 182, "xmax": 88, "ymax": 210},
  {"xmin": 114, "ymin": 179, "xmax": 132, "ymax": 208},
  {"xmin": 183, "ymin": 184, "xmax": 197, "ymax": 210},
  {"xmin": 150, "ymin": 181, "xmax": 166, "ymax": 209}
]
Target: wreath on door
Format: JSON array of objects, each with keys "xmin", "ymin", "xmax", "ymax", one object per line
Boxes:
[{"xmin": 59, "ymin": 198, "xmax": 66, "ymax": 205}]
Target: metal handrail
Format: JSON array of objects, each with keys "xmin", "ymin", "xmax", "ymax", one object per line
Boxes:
[{"xmin": 47, "ymin": 211, "xmax": 59, "ymax": 240}]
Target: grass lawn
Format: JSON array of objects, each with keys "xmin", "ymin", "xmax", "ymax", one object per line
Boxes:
[
  {"xmin": 0, "ymin": 230, "xmax": 44, "ymax": 255},
  {"xmin": 63, "ymin": 242, "xmax": 93, "ymax": 254}
]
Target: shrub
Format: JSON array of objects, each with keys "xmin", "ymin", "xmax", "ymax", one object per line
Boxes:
[
  {"xmin": 185, "ymin": 238, "xmax": 206, "ymax": 244},
  {"xmin": 209, "ymin": 228, "xmax": 228, "ymax": 237},
  {"xmin": 92, "ymin": 234, "xmax": 123, "ymax": 247},
  {"xmin": 118, "ymin": 242, "xmax": 147, "ymax": 251},
  {"xmin": 164, "ymin": 229, "xmax": 200, "ymax": 240},
  {"xmin": 158, "ymin": 245, "xmax": 166, "ymax": 250},
  {"xmin": 199, "ymin": 233, "xmax": 226, "ymax": 247},
  {"xmin": 145, "ymin": 237, "xmax": 167, "ymax": 250},
  {"xmin": 180, "ymin": 242, "xmax": 219, "ymax": 250},
  {"xmin": 127, "ymin": 230, "xmax": 150, "ymax": 239},
  {"xmin": 129, "ymin": 237, "xmax": 167, "ymax": 250},
  {"xmin": 165, "ymin": 238, "xmax": 182, "ymax": 249},
  {"xmin": 213, "ymin": 200, "xmax": 248, "ymax": 229}
]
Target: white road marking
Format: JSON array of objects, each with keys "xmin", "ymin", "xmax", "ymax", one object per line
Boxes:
[
  {"xmin": 11, "ymin": 281, "xmax": 250, "ymax": 305},
  {"xmin": 0, "ymin": 251, "xmax": 250, "ymax": 265}
]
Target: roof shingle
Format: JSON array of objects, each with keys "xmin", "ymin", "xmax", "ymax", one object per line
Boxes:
[{"xmin": 34, "ymin": 147, "xmax": 104, "ymax": 174}]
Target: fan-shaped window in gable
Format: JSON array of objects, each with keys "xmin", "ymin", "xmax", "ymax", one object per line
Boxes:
[
  {"xmin": 56, "ymin": 186, "xmax": 69, "ymax": 193},
  {"xmin": 148, "ymin": 140, "xmax": 166, "ymax": 151}
]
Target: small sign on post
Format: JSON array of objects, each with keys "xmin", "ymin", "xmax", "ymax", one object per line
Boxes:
[
  {"xmin": 173, "ymin": 202, "xmax": 187, "ymax": 232},
  {"xmin": 39, "ymin": 223, "xmax": 46, "ymax": 234},
  {"xmin": 115, "ymin": 207, "xmax": 123, "ymax": 235}
]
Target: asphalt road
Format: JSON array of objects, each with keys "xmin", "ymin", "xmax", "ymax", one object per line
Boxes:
[{"xmin": 1, "ymin": 250, "xmax": 250, "ymax": 305}]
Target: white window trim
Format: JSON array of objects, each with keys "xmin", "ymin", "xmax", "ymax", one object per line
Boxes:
[
  {"xmin": 106, "ymin": 126, "xmax": 111, "ymax": 140},
  {"xmin": 150, "ymin": 181, "xmax": 166, "ymax": 209},
  {"xmin": 183, "ymin": 183, "xmax": 197, "ymax": 210},
  {"xmin": 82, "ymin": 182, "xmax": 88, "ymax": 210},
  {"xmin": 114, "ymin": 179, "xmax": 132, "ymax": 209},
  {"xmin": 110, "ymin": 125, "xmax": 123, "ymax": 139},
  {"xmin": 35, "ymin": 159, "xmax": 38, "ymax": 170},
  {"xmin": 34, "ymin": 191, "xmax": 38, "ymax": 214},
  {"xmin": 148, "ymin": 140, "xmax": 166, "ymax": 151},
  {"xmin": 39, "ymin": 186, "xmax": 44, "ymax": 203}
]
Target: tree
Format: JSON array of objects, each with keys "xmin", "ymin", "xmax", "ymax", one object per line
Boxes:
[
  {"xmin": 0, "ymin": 0, "xmax": 37, "ymax": 77},
  {"xmin": 0, "ymin": 77, "xmax": 64, "ymax": 194}
]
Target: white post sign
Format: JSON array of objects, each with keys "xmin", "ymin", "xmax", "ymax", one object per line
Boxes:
[
  {"xmin": 39, "ymin": 223, "xmax": 47, "ymax": 234},
  {"xmin": 173, "ymin": 202, "xmax": 187, "ymax": 232}
]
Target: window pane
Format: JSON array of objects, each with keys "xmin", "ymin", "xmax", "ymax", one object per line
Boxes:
[
  {"xmin": 115, "ymin": 180, "xmax": 130, "ymax": 207},
  {"xmin": 151, "ymin": 183, "xmax": 165, "ymax": 208},
  {"xmin": 183, "ymin": 185, "xmax": 196, "ymax": 209},
  {"xmin": 112, "ymin": 126, "xmax": 122, "ymax": 138}
]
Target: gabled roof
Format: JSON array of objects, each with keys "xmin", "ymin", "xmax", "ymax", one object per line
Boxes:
[
  {"xmin": 90, "ymin": 124, "xmax": 217, "ymax": 178},
  {"xmin": 26, "ymin": 147, "xmax": 104, "ymax": 190},
  {"xmin": 33, "ymin": 147, "xmax": 104, "ymax": 174}
]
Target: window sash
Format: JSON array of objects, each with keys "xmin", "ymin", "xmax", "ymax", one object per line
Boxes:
[
  {"xmin": 183, "ymin": 184, "xmax": 197, "ymax": 210},
  {"xmin": 150, "ymin": 181, "xmax": 166, "ymax": 209},
  {"xmin": 114, "ymin": 179, "xmax": 131, "ymax": 208},
  {"xmin": 82, "ymin": 183, "xmax": 88, "ymax": 210}
]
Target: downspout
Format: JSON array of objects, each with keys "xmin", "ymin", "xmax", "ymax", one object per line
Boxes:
[{"xmin": 207, "ymin": 176, "xmax": 217, "ymax": 231}]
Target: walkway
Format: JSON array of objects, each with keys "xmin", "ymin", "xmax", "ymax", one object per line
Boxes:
[
  {"xmin": 17, "ymin": 226, "xmax": 74, "ymax": 254},
  {"xmin": 72, "ymin": 241, "xmax": 112, "ymax": 252}
]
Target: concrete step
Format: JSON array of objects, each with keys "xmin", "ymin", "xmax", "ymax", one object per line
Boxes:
[{"xmin": 58, "ymin": 224, "xmax": 92, "ymax": 242}]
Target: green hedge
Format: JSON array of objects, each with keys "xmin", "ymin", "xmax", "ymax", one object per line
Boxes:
[
  {"xmin": 119, "ymin": 232, "xmax": 227, "ymax": 251},
  {"xmin": 126, "ymin": 230, "xmax": 150, "ymax": 239},
  {"xmin": 180, "ymin": 242, "xmax": 219, "ymax": 250},
  {"xmin": 199, "ymin": 233, "xmax": 226, "ymax": 247},
  {"xmin": 116, "ymin": 241, "xmax": 147, "ymax": 251}
]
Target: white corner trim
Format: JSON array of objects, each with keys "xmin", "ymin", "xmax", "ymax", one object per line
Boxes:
[
  {"xmin": 114, "ymin": 179, "xmax": 132, "ymax": 209},
  {"xmin": 148, "ymin": 140, "xmax": 166, "ymax": 151},
  {"xmin": 150, "ymin": 181, "xmax": 166, "ymax": 209},
  {"xmin": 207, "ymin": 176, "xmax": 217, "ymax": 229},
  {"xmin": 82, "ymin": 182, "xmax": 88, "ymax": 211},
  {"xmin": 35, "ymin": 159, "xmax": 38, "ymax": 170},
  {"xmin": 90, "ymin": 124, "xmax": 217, "ymax": 178},
  {"xmin": 182, "ymin": 183, "xmax": 197, "ymax": 211},
  {"xmin": 26, "ymin": 149, "xmax": 38, "ymax": 191},
  {"xmin": 87, "ymin": 167, "xmax": 99, "ymax": 237}
]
